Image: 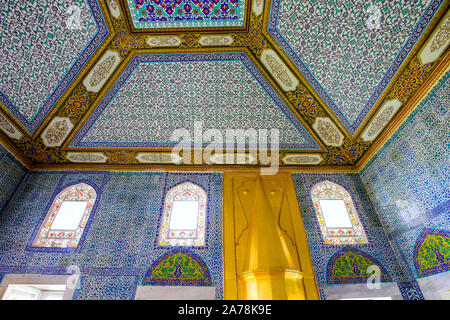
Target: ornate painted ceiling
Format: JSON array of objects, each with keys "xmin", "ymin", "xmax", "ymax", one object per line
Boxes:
[{"xmin": 0, "ymin": 0, "xmax": 448, "ymax": 170}]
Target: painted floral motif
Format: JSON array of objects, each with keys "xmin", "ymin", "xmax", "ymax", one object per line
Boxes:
[
  {"xmin": 233, "ymin": 15, "xmax": 266, "ymax": 55},
  {"xmin": 393, "ymin": 59, "xmax": 431, "ymax": 102},
  {"xmin": 142, "ymin": 247, "xmax": 212, "ymax": 285},
  {"xmin": 105, "ymin": 151, "xmax": 138, "ymax": 164},
  {"xmin": 327, "ymin": 246, "xmax": 391, "ymax": 284},
  {"xmin": 128, "ymin": 0, "xmax": 245, "ymax": 29},
  {"xmin": 32, "ymin": 183, "xmax": 97, "ymax": 249},
  {"xmin": 112, "ymin": 21, "xmax": 145, "ymax": 55},
  {"xmin": 17, "ymin": 140, "xmax": 56, "ymax": 163},
  {"xmin": 311, "ymin": 180, "xmax": 368, "ymax": 245},
  {"xmin": 158, "ymin": 182, "xmax": 207, "ymax": 247},
  {"xmin": 295, "ymin": 90, "xmax": 318, "ymax": 117},
  {"xmin": 180, "ymin": 34, "xmax": 199, "ymax": 47}
]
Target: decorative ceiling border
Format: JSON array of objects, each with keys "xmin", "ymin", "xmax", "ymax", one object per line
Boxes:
[
  {"xmin": 0, "ymin": 0, "xmax": 377, "ymax": 165},
  {"xmin": 30, "ymin": 162, "xmax": 358, "ymax": 173},
  {"xmin": 261, "ymin": 0, "xmax": 449, "ymax": 139}
]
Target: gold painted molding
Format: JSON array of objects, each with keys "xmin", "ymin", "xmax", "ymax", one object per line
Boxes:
[
  {"xmin": 0, "ymin": 133, "xmax": 33, "ymax": 169},
  {"xmin": 119, "ymin": 0, "xmax": 251, "ymax": 34},
  {"xmin": 29, "ymin": 163, "xmax": 358, "ymax": 173}
]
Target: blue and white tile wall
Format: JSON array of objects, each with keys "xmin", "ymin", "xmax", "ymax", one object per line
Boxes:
[
  {"xmin": 360, "ymin": 71, "xmax": 450, "ymax": 299},
  {"xmin": 0, "ymin": 171, "xmax": 223, "ymax": 300},
  {"xmin": 291, "ymin": 173, "xmax": 402, "ymax": 299},
  {"xmin": 0, "ymin": 144, "xmax": 27, "ymax": 213}
]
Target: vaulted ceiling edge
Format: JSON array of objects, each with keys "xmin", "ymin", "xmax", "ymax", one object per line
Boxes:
[
  {"xmin": 0, "ymin": 0, "xmax": 448, "ymax": 169},
  {"xmin": 355, "ymin": 50, "xmax": 450, "ymax": 172}
]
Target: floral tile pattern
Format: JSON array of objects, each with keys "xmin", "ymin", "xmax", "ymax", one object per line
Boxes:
[
  {"xmin": 71, "ymin": 53, "xmax": 319, "ymax": 149},
  {"xmin": 0, "ymin": 0, "xmax": 108, "ymax": 133},
  {"xmin": 269, "ymin": 0, "xmax": 442, "ymax": 133},
  {"xmin": 292, "ymin": 173, "xmax": 401, "ymax": 299}
]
